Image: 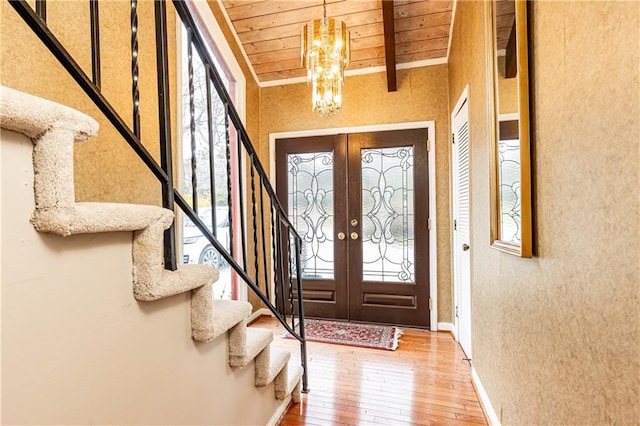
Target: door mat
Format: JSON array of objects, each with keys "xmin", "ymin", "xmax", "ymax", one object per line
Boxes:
[{"xmin": 284, "ymin": 318, "xmax": 403, "ymax": 351}]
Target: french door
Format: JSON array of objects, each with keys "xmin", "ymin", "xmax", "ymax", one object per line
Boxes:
[{"xmin": 276, "ymin": 129, "xmax": 430, "ymax": 328}]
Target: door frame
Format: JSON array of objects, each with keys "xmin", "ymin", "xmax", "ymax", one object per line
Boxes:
[{"xmin": 269, "ymin": 121, "xmax": 439, "ymax": 330}]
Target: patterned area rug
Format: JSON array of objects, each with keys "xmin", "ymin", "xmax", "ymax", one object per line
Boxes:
[{"xmin": 286, "ymin": 319, "xmax": 403, "ymax": 351}]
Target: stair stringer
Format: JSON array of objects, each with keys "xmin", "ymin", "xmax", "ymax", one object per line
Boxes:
[{"xmin": 0, "ymin": 85, "xmax": 302, "ymax": 419}]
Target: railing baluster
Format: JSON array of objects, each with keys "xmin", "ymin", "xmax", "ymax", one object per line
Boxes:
[
  {"xmin": 35, "ymin": 0, "xmax": 46, "ymax": 22},
  {"xmin": 205, "ymin": 66, "xmax": 217, "ymax": 236},
  {"xmin": 89, "ymin": 0, "xmax": 101, "ymax": 88},
  {"xmin": 224, "ymin": 102, "xmax": 234, "ymax": 257},
  {"xmin": 154, "ymin": 0, "xmax": 176, "ymax": 270},
  {"xmin": 277, "ymin": 216, "xmax": 287, "ymax": 316},
  {"xmin": 294, "ymin": 235, "xmax": 309, "ymax": 392},
  {"xmin": 187, "ymin": 29, "xmax": 198, "ymax": 213},
  {"xmin": 287, "ymin": 229, "xmax": 295, "ymax": 329},
  {"xmin": 270, "ymin": 201, "xmax": 278, "ymax": 304},
  {"xmin": 237, "ymin": 133, "xmax": 247, "ymax": 270},
  {"xmin": 260, "ymin": 177, "xmax": 269, "ymax": 301},
  {"xmin": 130, "ymin": 0, "xmax": 140, "ymax": 137},
  {"xmin": 250, "ymin": 155, "xmax": 259, "ymax": 286}
]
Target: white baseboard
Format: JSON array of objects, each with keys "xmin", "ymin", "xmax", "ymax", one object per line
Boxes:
[
  {"xmin": 471, "ymin": 367, "xmax": 501, "ymax": 426},
  {"xmin": 437, "ymin": 322, "xmax": 455, "ymax": 334},
  {"xmin": 248, "ymin": 308, "xmax": 272, "ymax": 324},
  {"xmin": 266, "ymin": 395, "xmax": 292, "ymax": 426}
]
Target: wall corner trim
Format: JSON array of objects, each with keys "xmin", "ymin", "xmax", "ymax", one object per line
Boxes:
[{"xmin": 471, "ymin": 367, "xmax": 501, "ymax": 426}]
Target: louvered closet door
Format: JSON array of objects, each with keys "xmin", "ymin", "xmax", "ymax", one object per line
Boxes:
[{"xmin": 452, "ymin": 95, "xmax": 472, "ymax": 358}]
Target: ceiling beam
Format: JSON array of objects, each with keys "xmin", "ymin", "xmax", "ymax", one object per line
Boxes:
[
  {"xmin": 504, "ymin": 19, "xmax": 517, "ymax": 78},
  {"xmin": 381, "ymin": 0, "xmax": 397, "ymax": 92}
]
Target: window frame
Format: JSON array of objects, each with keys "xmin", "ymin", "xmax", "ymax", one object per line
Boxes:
[{"xmin": 176, "ymin": 2, "xmax": 247, "ymax": 301}]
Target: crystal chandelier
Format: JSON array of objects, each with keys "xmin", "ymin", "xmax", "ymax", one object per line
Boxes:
[{"xmin": 301, "ymin": 0, "xmax": 350, "ymax": 117}]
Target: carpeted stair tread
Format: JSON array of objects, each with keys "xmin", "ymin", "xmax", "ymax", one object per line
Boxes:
[
  {"xmin": 229, "ymin": 327, "xmax": 274, "ymax": 368},
  {"xmin": 275, "ymin": 362, "xmax": 303, "ymax": 401},
  {"xmin": 132, "ymin": 265, "xmax": 218, "ymax": 302},
  {"xmin": 0, "ymin": 85, "xmax": 98, "ymax": 141},
  {"xmin": 1, "ymin": 86, "xmax": 97, "ymax": 213},
  {"xmin": 191, "ymin": 289, "xmax": 252, "ymax": 342},
  {"xmin": 255, "ymin": 347, "xmax": 291, "ymax": 387},
  {"xmin": 31, "ymin": 202, "xmax": 173, "ymax": 236},
  {"xmin": 204, "ymin": 300, "xmax": 252, "ymax": 342},
  {"xmin": 31, "ymin": 202, "xmax": 219, "ymax": 301}
]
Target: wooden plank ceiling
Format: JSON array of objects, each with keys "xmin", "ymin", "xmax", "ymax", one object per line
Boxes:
[
  {"xmin": 220, "ymin": 0, "xmax": 454, "ymax": 83},
  {"xmin": 495, "ymin": 0, "xmax": 515, "ymax": 50}
]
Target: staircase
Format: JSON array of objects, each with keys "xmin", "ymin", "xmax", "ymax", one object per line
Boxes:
[{"xmin": 0, "ymin": 85, "xmax": 302, "ymax": 424}]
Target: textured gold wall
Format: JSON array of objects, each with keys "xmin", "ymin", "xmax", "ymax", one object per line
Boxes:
[
  {"xmin": 259, "ymin": 66, "xmax": 454, "ymax": 323},
  {"xmin": 448, "ymin": 0, "xmax": 640, "ymax": 423},
  {"xmin": 1, "ymin": 0, "xmax": 178, "ymax": 205}
]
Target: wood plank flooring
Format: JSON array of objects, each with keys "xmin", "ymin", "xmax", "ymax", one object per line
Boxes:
[{"xmin": 250, "ymin": 317, "xmax": 487, "ymax": 426}]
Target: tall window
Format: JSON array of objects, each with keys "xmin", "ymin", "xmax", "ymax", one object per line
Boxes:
[{"xmin": 179, "ymin": 23, "xmax": 237, "ymax": 300}]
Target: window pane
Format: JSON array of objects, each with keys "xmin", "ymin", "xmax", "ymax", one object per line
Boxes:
[
  {"xmin": 498, "ymin": 138, "xmax": 521, "ymax": 243},
  {"xmin": 287, "ymin": 152, "xmax": 334, "ymax": 279},
  {"xmin": 361, "ymin": 147, "xmax": 415, "ymax": 283},
  {"xmin": 180, "ymin": 25, "xmax": 233, "ymax": 299}
]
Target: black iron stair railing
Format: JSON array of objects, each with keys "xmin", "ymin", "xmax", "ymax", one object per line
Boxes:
[{"xmin": 8, "ymin": 0, "xmax": 308, "ymax": 392}]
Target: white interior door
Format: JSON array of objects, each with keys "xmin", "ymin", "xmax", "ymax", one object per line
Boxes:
[{"xmin": 452, "ymin": 88, "xmax": 472, "ymax": 359}]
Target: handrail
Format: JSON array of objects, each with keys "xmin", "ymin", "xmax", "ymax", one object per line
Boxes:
[{"xmin": 8, "ymin": 0, "xmax": 308, "ymax": 392}]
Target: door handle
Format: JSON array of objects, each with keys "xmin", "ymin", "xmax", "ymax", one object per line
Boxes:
[
  {"xmin": 350, "ymin": 232, "xmax": 359, "ymax": 240},
  {"xmin": 338, "ymin": 232, "xmax": 346, "ymax": 240},
  {"xmin": 462, "ymin": 244, "xmax": 470, "ymax": 251}
]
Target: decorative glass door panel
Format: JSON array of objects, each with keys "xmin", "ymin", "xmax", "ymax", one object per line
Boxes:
[
  {"xmin": 361, "ymin": 147, "xmax": 415, "ymax": 283},
  {"xmin": 287, "ymin": 152, "xmax": 335, "ymax": 279}
]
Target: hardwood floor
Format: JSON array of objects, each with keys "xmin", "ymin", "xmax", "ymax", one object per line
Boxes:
[{"xmin": 250, "ymin": 317, "xmax": 487, "ymax": 426}]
